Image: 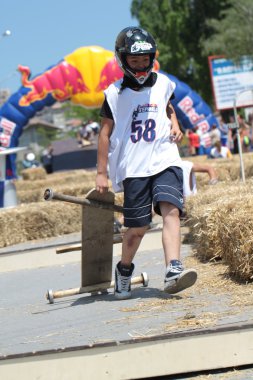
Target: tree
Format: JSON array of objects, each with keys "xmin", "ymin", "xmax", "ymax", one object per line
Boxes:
[
  {"xmin": 201, "ymin": 0, "xmax": 253, "ymax": 61},
  {"xmin": 62, "ymin": 102, "xmax": 100, "ymax": 122},
  {"xmin": 131, "ymin": 0, "xmax": 190, "ymax": 79},
  {"xmin": 131, "ymin": 0, "xmax": 231, "ymax": 104}
]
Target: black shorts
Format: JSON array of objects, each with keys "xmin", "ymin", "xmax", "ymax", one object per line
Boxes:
[{"xmin": 123, "ymin": 166, "xmax": 184, "ymax": 228}]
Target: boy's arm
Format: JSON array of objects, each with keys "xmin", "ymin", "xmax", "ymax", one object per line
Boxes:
[
  {"xmin": 166, "ymin": 102, "xmax": 183, "ymax": 142},
  {"xmin": 96, "ymin": 117, "xmax": 114, "ymax": 193}
]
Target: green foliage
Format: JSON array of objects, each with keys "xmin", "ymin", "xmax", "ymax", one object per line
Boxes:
[
  {"xmin": 131, "ymin": 0, "xmax": 231, "ymax": 104},
  {"xmin": 131, "ymin": 0, "xmax": 189, "ymax": 77},
  {"xmin": 57, "ymin": 102, "xmax": 101, "ymax": 140},
  {"xmin": 62, "ymin": 102, "xmax": 100, "ymax": 122},
  {"xmin": 36, "ymin": 126, "xmax": 58, "ymax": 146},
  {"xmin": 201, "ymin": 0, "xmax": 253, "ymax": 61}
]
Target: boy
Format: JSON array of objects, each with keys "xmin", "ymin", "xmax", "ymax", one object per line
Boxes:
[{"xmin": 96, "ymin": 27, "xmax": 197, "ymax": 300}]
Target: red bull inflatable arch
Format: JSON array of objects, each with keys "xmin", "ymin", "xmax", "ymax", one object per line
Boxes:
[{"xmin": 0, "ymin": 45, "xmax": 218, "ymax": 207}]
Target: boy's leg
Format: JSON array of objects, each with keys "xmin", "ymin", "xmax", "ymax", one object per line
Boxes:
[
  {"xmin": 160, "ymin": 202, "xmax": 181, "ymax": 265},
  {"xmin": 114, "ymin": 226, "xmax": 148, "ymax": 300},
  {"xmin": 160, "ymin": 201, "xmax": 197, "ymax": 294},
  {"xmin": 152, "ymin": 167, "xmax": 197, "ymax": 294},
  {"xmin": 114, "ymin": 177, "xmax": 152, "ymax": 300},
  {"xmin": 121, "ymin": 226, "xmax": 148, "ymax": 266}
]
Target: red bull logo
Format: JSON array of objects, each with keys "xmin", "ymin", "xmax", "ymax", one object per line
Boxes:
[
  {"xmin": 178, "ymin": 96, "xmax": 206, "ymax": 126},
  {"xmin": 96, "ymin": 57, "xmax": 123, "ymax": 92},
  {"xmin": 18, "ymin": 61, "xmax": 90, "ymax": 107}
]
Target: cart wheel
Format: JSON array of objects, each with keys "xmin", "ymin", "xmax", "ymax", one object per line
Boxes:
[
  {"xmin": 141, "ymin": 272, "xmax": 149, "ymax": 287},
  {"xmin": 46, "ymin": 289, "xmax": 54, "ymax": 304},
  {"xmin": 90, "ymin": 291, "xmax": 100, "ymax": 296},
  {"xmin": 100, "ymin": 289, "xmax": 109, "ymax": 295},
  {"xmin": 90, "ymin": 289, "xmax": 109, "ymax": 296}
]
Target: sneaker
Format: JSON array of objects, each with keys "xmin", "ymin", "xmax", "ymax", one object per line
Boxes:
[
  {"xmin": 209, "ymin": 178, "xmax": 219, "ymax": 185},
  {"xmin": 164, "ymin": 260, "xmax": 197, "ymax": 294},
  {"xmin": 114, "ymin": 262, "xmax": 134, "ymax": 300}
]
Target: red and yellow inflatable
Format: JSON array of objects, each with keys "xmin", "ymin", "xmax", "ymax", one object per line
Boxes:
[{"xmin": 18, "ymin": 46, "xmax": 160, "ymax": 109}]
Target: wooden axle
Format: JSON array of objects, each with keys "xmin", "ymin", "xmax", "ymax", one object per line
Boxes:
[
  {"xmin": 56, "ymin": 235, "xmax": 123, "ymax": 254},
  {"xmin": 46, "ymin": 273, "xmax": 149, "ymax": 304},
  {"xmin": 44, "ymin": 188, "xmax": 123, "ymax": 213}
]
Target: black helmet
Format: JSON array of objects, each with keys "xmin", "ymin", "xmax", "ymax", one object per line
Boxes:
[{"xmin": 115, "ymin": 26, "xmax": 157, "ymax": 85}]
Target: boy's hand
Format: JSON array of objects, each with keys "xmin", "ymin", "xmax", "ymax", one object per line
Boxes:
[
  {"xmin": 96, "ymin": 173, "xmax": 109, "ymax": 193},
  {"xmin": 167, "ymin": 102, "xmax": 183, "ymax": 143},
  {"xmin": 170, "ymin": 125, "xmax": 183, "ymax": 142}
]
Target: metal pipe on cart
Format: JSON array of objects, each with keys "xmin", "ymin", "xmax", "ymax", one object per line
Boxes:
[{"xmin": 44, "ymin": 188, "xmax": 123, "ymax": 213}]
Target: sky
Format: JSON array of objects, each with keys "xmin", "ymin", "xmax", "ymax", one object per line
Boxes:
[{"xmin": 0, "ymin": 0, "xmax": 137, "ymax": 94}]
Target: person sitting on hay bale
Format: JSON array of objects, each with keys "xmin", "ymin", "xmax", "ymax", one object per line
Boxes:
[
  {"xmin": 22, "ymin": 152, "xmax": 40, "ymax": 169},
  {"xmin": 77, "ymin": 121, "xmax": 93, "ymax": 147},
  {"xmin": 181, "ymin": 160, "xmax": 218, "ymax": 197},
  {"xmin": 209, "ymin": 141, "xmax": 233, "ymax": 159}
]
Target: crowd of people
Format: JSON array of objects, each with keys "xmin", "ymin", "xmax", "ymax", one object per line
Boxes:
[{"xmin": 185, "ymin": 113, "xmax": 253, "ymax": 158}]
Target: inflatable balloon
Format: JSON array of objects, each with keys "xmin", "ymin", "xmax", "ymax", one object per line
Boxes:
[
  {"xmin": 18, "ymin": 46, "xmax": 121, "ymax": 109},
  {"xmin": 166, "ymin": 73, "xmax": 218, "ymax": 135},
  {"xmin": 0, "ymin": 45, "xmax": 217, "ymax": 207}
]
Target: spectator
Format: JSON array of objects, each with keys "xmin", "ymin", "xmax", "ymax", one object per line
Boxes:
[
  {"xmin": 238, "ymin": 115, "xmax": 251, "ymax": 153},
  {"xmin": 209, "ymin": 124, "xmax": 221, "ymax": 147},
  {"xmin": 77, "ymin": 121, "xmax": 93, "ymax": 147},
  {"xmin": 218, "ymin": 116, "xmax": 229, "ymax": 147},
  {"xmin": 186, "ymin": 127, "xmax": 200, "ymax": 156},
  {"xmin": 22, "ymin": 152, "xmax": 40, "ymax": 169},
  {"xmin": 41, "ymin": 145, "xmax": 54, "ymax": 174},
  {"xmin": 247, "ymin": 112, "xmax": 253, "ymax": 151},
  {"xmin": 87, "ymin": 119, "xmax": 100, "ymax": 135},
  {"xmin": 209, "ymin": 141, "xmax": 232, "ymax": 159}
]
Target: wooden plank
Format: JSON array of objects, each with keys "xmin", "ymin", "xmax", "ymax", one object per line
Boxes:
[
  {"xmin": 81, "ymin": 189, "xmax": 114, "ymax": 287},
  {"xmin": 1, "ymin": 323, "xmax": 253, "ymax": 380}
]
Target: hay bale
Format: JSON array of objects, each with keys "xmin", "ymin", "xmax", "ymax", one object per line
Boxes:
[
  {"xmin": 0, "ymin": 181, "xmax": 124, "ymax": 248},
  {"xmin": 115, "ymin": 192, "xmax": 124, "ymax": 206},
  {"xmin": 17, "ymin": 181, "xmax": 96, "ymax": 204},
  {"xmin": 185, "ymin": 200, "xmax": 226, "ymax": 261},
  {"xmin": 16, "ymin": 169, "xmax": 97, "ymax": 204},
  {"xmin": 185, "ymin": 180, "xmax": 253, "ymax": 281},
  {"xmin": 0, "ymin": 201, "xmax": 81, "ymax": 248},
  {"xmin": 114, "ymin": 192, "xmax": 124, "ymax": 221},
  {"xmin": 217, "ymin": 195, "xmax": 253, "ymax": 281},
  {"xmin": 16, "ymin": 169, "xmax": 96, "ymax": 192},
  {"xmin": 21, "ymin": 167, "xmax": 47, "ymax": 180}
]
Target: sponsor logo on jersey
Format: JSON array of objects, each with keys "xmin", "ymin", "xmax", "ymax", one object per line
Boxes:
[
  {"xmin": 132, "ymin": 103, "xmax": 158, "ymax": 120},
  {"xmin": 137, "ymin": 103, "xmax": 158, "ymax": 113}
]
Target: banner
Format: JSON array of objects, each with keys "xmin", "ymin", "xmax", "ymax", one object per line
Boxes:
[{"xmin": 208, "ymin": 56, "xmax": 253, "ymax": 110}]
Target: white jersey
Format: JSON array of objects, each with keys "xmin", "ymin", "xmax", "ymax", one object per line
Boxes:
[{"xmin": 104, "ymin": 73, "xmax": 182, "ymax": 192}]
